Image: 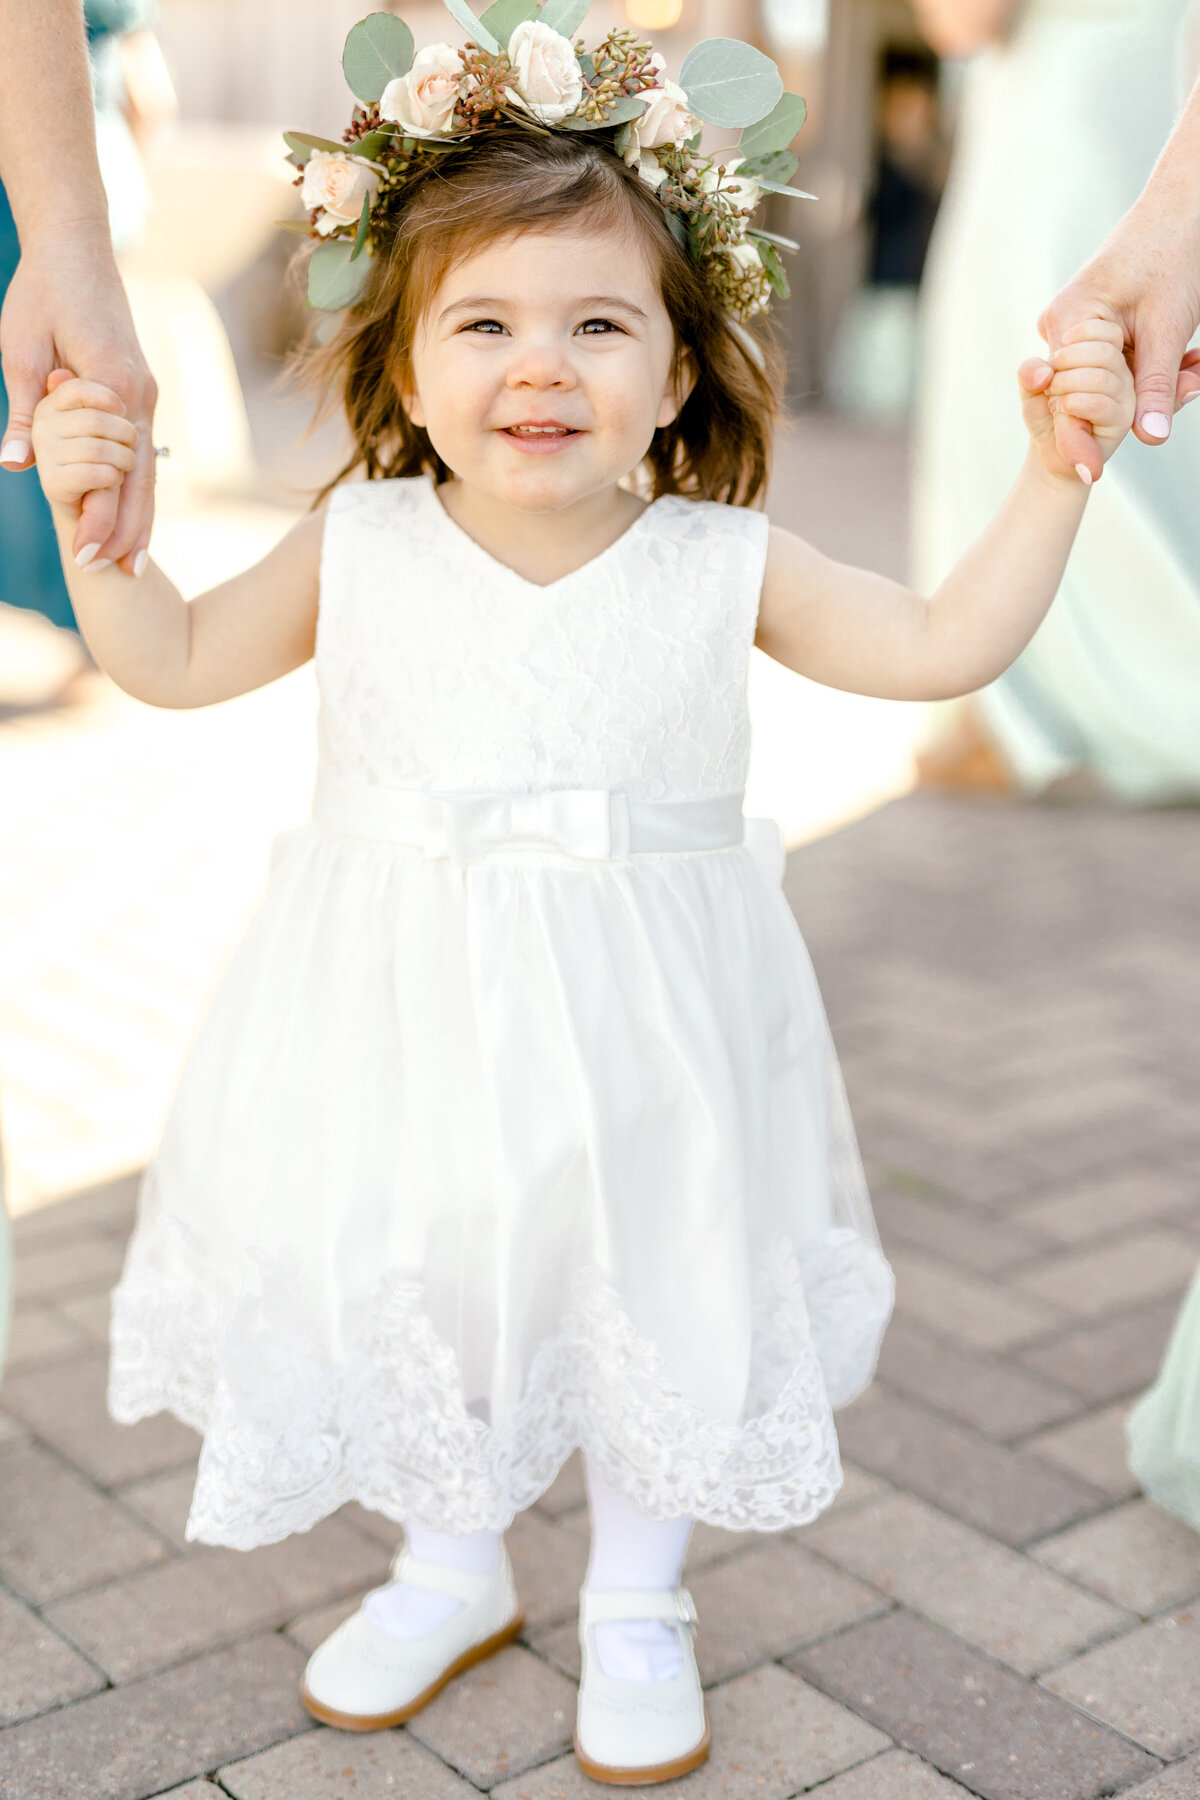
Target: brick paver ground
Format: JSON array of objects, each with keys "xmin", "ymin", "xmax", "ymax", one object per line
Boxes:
[{"xmin": 2, "ymin": 788, "xmax": 1199, "ymax": 1798}]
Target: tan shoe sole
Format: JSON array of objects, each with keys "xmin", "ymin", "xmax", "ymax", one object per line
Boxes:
[
  {"xmin": 300, "ymin": 1608, "xmax": 525, "ymax": 1732},
  {"xmin": 573, "ymin": 1717, "xmax": 710, "ymax": 1786}
]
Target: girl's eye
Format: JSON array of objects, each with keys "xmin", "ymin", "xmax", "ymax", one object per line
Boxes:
[
  {"xmin": 578, "ymin": 318, "xmax": 622, "ymax": 335},
  {"xmin": 464, "ymin": 320, "xmax": 506, "ymax": 335}
]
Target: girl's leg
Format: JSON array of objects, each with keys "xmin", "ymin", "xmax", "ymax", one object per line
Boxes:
[
  {"xmin": 583, "ymin": 1457, "xmax": 693, "ymax": 1681},
  {"xmin": 365, "ymin": 1523, "xmax": 503, "ymax": 1639}
]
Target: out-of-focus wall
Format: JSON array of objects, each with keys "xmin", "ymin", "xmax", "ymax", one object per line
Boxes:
[{"xmin": 156, "ymin": 0, "xmax": 759, "ymax": 133}]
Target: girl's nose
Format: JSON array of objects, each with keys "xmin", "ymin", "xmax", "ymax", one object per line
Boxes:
[{"xmin": 505, "ymin": 342, "xmax": 576, "ymax": 390}]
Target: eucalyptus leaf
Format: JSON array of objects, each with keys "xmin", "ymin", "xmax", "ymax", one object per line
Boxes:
[
  {"xmin": 559, "ymin": 93, "xmax": 646, "ymax": 129},
  {"xmin": 283, "ymin": 131, "xmax": 347, "ymax": 163},
  {"xmin": 308, "ymin": 238, "xmax": 372, "ymax": 309},
  {"xmin": 613, "ymin": 120, "xmax": 633, "ymax": 158},
  {"xmin": 752, "ymin": 179, "xmax": 815, "ymax": 200},
  {"xmin": 349, "ymin": 190, "xmax": 372, "ymax": 261},
  {"xmin": 737, "ymin": 91, "xmax": 807, "ymax": 159},
  {"xmin": 441, "ymin": 0, "xmax": 501, "ymax": 52},
  {"xmin": 342, "ymin": 14, "xmax": 415, "ymax": 104},
  {"xmin": 538, "ymin": 0, "xmax": 591, "ymax": 34},
  {"xmin": 480, "ymin": 0, "xmax": 540, "ymax": 42},
  {"xmin": 736, "ymin": 148, "xmax": 797, "ymax": 183},
  {"xmin": 748, "ymin": 226, "xmax": 799, "ymax": 252},
  {"xmin": 679, "ymin": 39, "xmax": 782, "ymax": 130},
  {"xmin": 757, "ymin": 239, "xmax": 790, "ymax": 299},
  {"xmin": 354, "ymin": 133, "xmax": 393, "ymax": 163}
]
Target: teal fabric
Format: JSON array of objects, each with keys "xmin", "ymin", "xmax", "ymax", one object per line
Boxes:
[{"xmin": 1128, "ymin": 1267, "xmax": 1200, "ymax": 1533}]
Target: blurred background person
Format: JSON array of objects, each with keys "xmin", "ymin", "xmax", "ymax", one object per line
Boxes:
[
  {"xmin": 0, "ymin": 0, "xmax": 175, "ymax": 660},
  {"xmin": 911, "ymin": 0, "xmax": 1200, "ymax": 801},
  {"xmin": 828, "ymin": 44, "xmax": 946, "ymax": 421}
]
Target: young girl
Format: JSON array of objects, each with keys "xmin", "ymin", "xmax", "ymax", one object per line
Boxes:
[{"xmin": 32, "ymin": 6, "xmax": 1134, "ymax": 1784}]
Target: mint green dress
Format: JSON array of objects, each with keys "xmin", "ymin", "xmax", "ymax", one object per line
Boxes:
[
  {"xmin": 913, "ymin": 0, "xmax": 1200, "ymax": 799},
  {"xmin": 1128, "ymin": 1268, "xmax": 1200, "ymax": 1530}
]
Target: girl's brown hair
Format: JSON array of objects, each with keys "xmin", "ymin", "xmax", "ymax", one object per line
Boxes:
[{"xmin": 293, "ymin": 128, "xmax": 784, "ymax": 510}]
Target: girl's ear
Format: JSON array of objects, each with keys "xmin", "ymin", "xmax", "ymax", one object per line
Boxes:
[
  {"xmin": 657, "ymin": 349, "xmax": 697, "ymax": 429},
  {"xmin": 397, "ymin": 365, "xmax": 426, "ymax": 429}
]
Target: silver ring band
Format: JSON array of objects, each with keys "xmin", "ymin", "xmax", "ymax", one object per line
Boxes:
[{"xmin": 153, "ymin": 444, "xmax": 171, "ymax": 458}]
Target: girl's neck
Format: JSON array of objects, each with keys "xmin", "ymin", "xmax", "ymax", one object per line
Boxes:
[{"xmin": 434, "ymin": 479, "xmax": 647, "ymax": 588}]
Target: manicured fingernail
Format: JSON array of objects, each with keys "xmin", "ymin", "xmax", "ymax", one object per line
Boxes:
[
  {"xmin": 0, "ymin": 439, "xmax": 29, "ymax": 466},
  {"xmin": 1142, "ymin": 411, "xmax": 1171, "ymax": 439},
  {"xmin": 74, "ymin": 543, "xmax": 101, "ymax": 568},
  {"xmin": 1032, "ymin": 361, "xmax": 1053, "ymax": 383},
  {"xmin": 83, "ymin": 558, "xmax": 113, "ymax": 574},
  {"xmin": 1075, "ymin": 463, "xmax": 1093, "ymax": 487},
  {"xmin": 133, "ymin": 550, "xmax": 148, "ymax": 578}
]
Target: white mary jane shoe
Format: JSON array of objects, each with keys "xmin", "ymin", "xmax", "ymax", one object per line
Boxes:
[
  {"xmin": 574, "ymin": 1587, "xmax": 710, "ymax": 1786},
  {"xmin": 301, "ymin": 1547, "xmax": 524, "ymax": 1731}
]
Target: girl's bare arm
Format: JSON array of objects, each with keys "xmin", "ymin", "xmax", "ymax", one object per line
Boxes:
[
  {"xmin": 757, "ymin": 329, "xmax": 1135, "ymax": 702},
  {"xmin": 33, "ymin": 375, "xmax": 322, "ymax": 708}
]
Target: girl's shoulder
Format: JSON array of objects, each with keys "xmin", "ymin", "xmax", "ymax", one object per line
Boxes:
[
  {"xmin": 648, "ymin": 493, "xmax": 770, "ymax": 555},
  {"xmin": 324, "ymin": 474, "xmax": 430, "ymax": 521}
]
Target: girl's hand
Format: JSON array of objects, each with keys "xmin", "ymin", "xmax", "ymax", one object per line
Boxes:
[
  {"xmin": 1019, "ymin": 321, "xmax": 1135, "ymax": 486},
  {"xmin": 30, "ymin": 368, "xmax": 139, "ymax": 526}
]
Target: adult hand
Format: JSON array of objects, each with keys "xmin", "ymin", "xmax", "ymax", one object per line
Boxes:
[
  {"xmin": 0, "ymin": 225, "xmax": 157, "ymax": 575},
  {"xmin": 1039, "ymin": 199, "xmax": 1200, "ymax": 474}
]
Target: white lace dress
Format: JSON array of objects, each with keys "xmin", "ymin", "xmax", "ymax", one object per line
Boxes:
[{"xmin": 108, "ymin": 475, "xmax": 894, "ymax": 1550}]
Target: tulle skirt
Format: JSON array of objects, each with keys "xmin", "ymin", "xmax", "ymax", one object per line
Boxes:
[{"xmin": 109, "ymin": 824, "xmax": 893, "ymax": 1549}]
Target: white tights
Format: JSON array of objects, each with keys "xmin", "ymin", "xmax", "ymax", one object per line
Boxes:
[{"xmin": 364, "ymin": 1458, "xmax": 693, "ymax": 1682}]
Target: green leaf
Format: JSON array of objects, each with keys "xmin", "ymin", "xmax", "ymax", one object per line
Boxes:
[
  {"xmin": 736, "ymin": 148, "xmax": 797, "ymax": 183},
  {"xmin": 737, "ymin": 91, "xmax": 807, "ymax": 159},
  {"xmin": 442, "ymin": 0, "xmax": 501, "ymax": 52},
  {"xmin": 353, "ymin": 130, "xmax": 394, "ymax": 162},
  {"xmin": 664, "ymin": 210, "xmax": 688, "ymax": 253},
  {"xmin": 756, "ymin": 239, "xmax": 789, "ymax": 299},
  {"xmin": 679, "ymin": 39, "xmax": 782, "ymax": 130},
  {"xmin": 559, "ymin": 93, "xmax": 646, "ymax": 129},
  {"xmin": 753, "ymin": 179, "xmax": 815, "ymax": 200},
  {"xmin": 275, "ymin": 217, "xmax": 313, "ymax": 234},
  {"xmin": 538, "ymin": 0, "xmax": 591, "ymax": 33},
  {"xmin": 349, "ymin": 190, "xmax": 372, "ymax": 261},
  {"xmin": 342, "ymin": 14, "xmax": 415, "ymax": 104},
  {"xmin": 308, "ymin": 237, "xmax": 372, "ymax": 309},
  {"xmin": 480, "ymin": 0, "xmax": 540, "ymax": 41},
  {"xmin": 748, "ymin": 226, "xmax": 799, "ymax": 252},
  {"xmin": 283, "ymin": 131, "xmax": 347, "ymax": 163}
]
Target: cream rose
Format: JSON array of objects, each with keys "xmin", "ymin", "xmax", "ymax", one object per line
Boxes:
[
  {"xmin": 301, "ymin": 151, "xmax": 381, "ymax": 235},
  {"xmin": 701, "ymin": 155, "xmax": 761, "ymax": 213},
  {"xmin": 623, "ymin": 77, "xmax": 697, "ymax": 165},
  {"xmin": 634, "ymin": 150, "xmax": 668, "ymax": 191},
  {"xmin": 727, "ymin": 239, "xmax": 764, "ymax": 273},
  {"xmin": 380, "ymin": 43, "xmax": 464, "ymax": 138},
  {"xmin": 506, "ymin": 21, "xmax": 584, "ymax": 125}
]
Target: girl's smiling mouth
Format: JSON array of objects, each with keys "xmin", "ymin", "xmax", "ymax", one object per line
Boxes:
[{"xmin": 500, "ymin": 422, "xmax": 584, "ymax": 453}]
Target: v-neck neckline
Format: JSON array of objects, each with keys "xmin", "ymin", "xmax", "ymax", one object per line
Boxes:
[{"xmin": 422, "ymin": 475, "xmax": 665, "ymax": 593}]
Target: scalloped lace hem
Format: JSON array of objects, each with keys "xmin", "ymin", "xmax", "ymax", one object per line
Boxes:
[{"xmin": 108, "ymin": 1217, "xmax": 893, "ymax": 1549}]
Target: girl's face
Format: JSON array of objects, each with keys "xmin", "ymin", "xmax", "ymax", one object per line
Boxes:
[{"xmin": 403, "ymin": 223, "xmax": 688, "ymax": 514}]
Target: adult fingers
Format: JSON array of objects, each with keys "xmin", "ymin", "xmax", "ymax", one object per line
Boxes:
[
  {"xmin": 0, "ymin": 348, "xmax": 48, "ymax": 471},
  {"xmin": 1130, "ymin": 307, "xmax": 1194, "ymax": 445},
  {"xmin": 1177, "ymin": 348, "xmax": 1200, "ymax": 408}
]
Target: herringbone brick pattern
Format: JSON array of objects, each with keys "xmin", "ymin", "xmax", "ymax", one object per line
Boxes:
[{"xmin": 2, "ymin": 791, "xmax": 1199, "ymax": 1799}]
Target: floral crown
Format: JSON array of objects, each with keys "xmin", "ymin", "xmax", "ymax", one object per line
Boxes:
[{"xmin": 283, "ymin": 1, "xmax": 809, "ymax": 322}]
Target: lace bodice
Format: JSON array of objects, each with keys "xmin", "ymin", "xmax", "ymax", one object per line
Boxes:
[{"xmin": 315, "ymin": 477, "xmax": 770, "ymax": 800}]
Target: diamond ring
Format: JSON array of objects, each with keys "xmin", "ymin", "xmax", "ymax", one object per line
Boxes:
[{"xmin": 153, "ymin": 445, "xmax": 171, "ymax": 459}]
